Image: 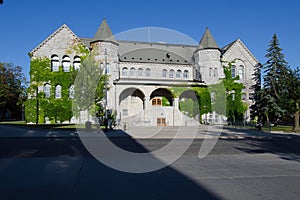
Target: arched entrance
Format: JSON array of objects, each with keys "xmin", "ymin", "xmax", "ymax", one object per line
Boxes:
[
  {"xmin": 149, "ymin": 88, "xmax": 174, "ymax": 126},
  {"xmin": 119, "ymin": 88, "xmax": 145, "ymax": 119}
]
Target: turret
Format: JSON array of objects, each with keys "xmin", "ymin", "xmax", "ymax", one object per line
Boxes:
[{"xmin": 193, "ymin": 28, "xmax": 223, "ymax": 85}]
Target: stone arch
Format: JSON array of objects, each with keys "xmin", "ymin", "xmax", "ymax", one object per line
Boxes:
[
  {"xmin": 150, "ymin": 88, "xmax": 174, "ymax": 106},
  {"xmin": 119, "ymin": 87, "xmax": 146, "ymax": 118}
]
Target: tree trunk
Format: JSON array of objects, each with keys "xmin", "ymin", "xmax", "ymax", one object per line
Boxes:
[{"xmin": 293, "ymin": 103, "xmax": 299, "ymax": 131}]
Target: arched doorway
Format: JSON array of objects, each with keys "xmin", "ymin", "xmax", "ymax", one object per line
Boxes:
[{"xmin": 149, "ymin": 88, "xmax": 174, "ymax": 126}]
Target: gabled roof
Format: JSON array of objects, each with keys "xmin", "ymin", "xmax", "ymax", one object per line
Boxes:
[
  {"xmin": 196, "ymin": 27, "xmax": 219, "ymax": 50},
  {"xmin": 29, "ymin": 24, "xmax": 81, "ymax": 56},
  {"xmin": 93, "ymin": 18, "xmax": 116, "ymax": 42},
  {"xmin": 222, "ymin": 39, "xmax": 259, "ymax": 64}
]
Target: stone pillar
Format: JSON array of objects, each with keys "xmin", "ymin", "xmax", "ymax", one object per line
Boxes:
[
  {"xmin": 173, "ymin": 98, "xmax": 179, "ymax": 110},
  {"xmin": 144, "ymin": 96, "xmax": 151, "ymax": 110}
]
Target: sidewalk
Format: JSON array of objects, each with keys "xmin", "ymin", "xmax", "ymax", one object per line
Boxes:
[{"xmin": 1, "ymin": 124, "xmax": 299, "ymax": 139}]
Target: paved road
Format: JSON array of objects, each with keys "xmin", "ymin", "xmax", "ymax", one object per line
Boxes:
[{"xmin": 1, "ymin": 125, "xmax": 300, "ymax": 199}]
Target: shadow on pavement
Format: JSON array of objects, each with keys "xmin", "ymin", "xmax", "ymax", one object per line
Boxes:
[{"xmin": 0, "ymin": 127, "xmax": 221, "ymax": 200}]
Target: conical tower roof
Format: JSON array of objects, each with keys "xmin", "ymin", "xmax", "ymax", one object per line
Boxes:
[
  {"xmin": 93, "ymin": 18, "xmax": 116, "ymax": 42},
  {"xmin": 196, "ymin": 27, "xmax": 219, "ymax": 50}
]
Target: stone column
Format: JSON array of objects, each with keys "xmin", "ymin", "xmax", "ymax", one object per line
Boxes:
[
  {"xmin": 173, "ymin": 98, "xmax": 179, "ymax": 110},
  {"xmin": 144, "ymin": 96, "xmax": 151, "ymax": 110}
]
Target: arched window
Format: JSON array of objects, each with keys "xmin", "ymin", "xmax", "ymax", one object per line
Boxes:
[
  {"xmin": 238, "ymin": 65, "xmax": 244, "ymax": 79},
  {"xmin": 130, "ymin": 68, "xmax": 136, "ymax": 76},
  {"xmin": 176, "ymin": 70, "xmax": 182, "ymax": 78},
  {"xmin": 162, "ymin": 69, "xmax": 167, "ymax": 77},
  {"xmin": 231, "ymin": 65, "xmax": 236, "ymax": 78},
  {"xmin": 122, "ymin": 67, "xmax": 128, "ymax": 76},
  {"xmin": 169, "ymin": 69, "xmax": 175, "ymax": 78},
  {"xmin": 62, "ymin": 55, "xmax": 70, "ymax": 72},
  {"xmin": 73, "ymin": 56, "xmax": 81, "ymax": 70},
  {"xmin": 145, "ymin": 68, "xmax": 151, "ymax": 77},
  {"xmin": 183, "ymin": 70, "xmax": 189, "ymax": 79},
  {"xmin": 69, "ymin": 85, "xmax": 74, "ymax": 99},
  {"xmin": 209, "ymin": 67, "xmax": 213, "ymax": 78},
  {"xmin": 51, "ymin": 55, "xmax": 59, "ymax": 72},
  {"xmin": 44, "ymin": 83, "xmax": 51, "ymax": 98},
  {"xmin": 138, "ymin": 68, "xmax": 143, "ymax": 76},
  {"xmin": 214, "ymin": 68, "xmax": 218, "ymax": 78},
  {"xmin": 55, "ymin": 85, "xmax": 62, "ymax": 99}
]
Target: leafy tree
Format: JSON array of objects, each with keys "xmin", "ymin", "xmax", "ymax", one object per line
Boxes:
[
  {"xmin": 72, "ymin": 52, "xmax": 107, "ymax": 123},
  {"xmin": 0, "ymin": 62, "xmax": 27, "ymax": 121},
  {"xmin": 262, "ymin": 34, "xmax": 289, "ymax": 123}
]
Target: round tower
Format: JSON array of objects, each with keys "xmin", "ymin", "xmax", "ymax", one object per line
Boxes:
[{"xmin": 193, "ymin": 28, "xmax": 222, "ymax": 85}]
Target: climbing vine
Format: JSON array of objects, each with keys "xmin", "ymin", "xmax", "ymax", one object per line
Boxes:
[{"xmin": 25, "ymin": 57, "xmax": 77, "ymax": 123}]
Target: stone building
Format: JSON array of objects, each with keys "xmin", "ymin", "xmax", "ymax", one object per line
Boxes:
[{"xmin": 28, "ymin": 19, "xmax": 259, "ymax": 126}]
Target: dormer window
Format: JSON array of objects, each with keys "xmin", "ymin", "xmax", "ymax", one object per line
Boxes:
[
  {"xmin": 51, "ymin": 55, "xmax": 59, "ymax": 72},
  {"xmin": 62, "ymin": 55, "xmax": 70, "ymax": 72}
]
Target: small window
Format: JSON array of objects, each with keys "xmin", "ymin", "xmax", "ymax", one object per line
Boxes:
[
  {"xmin": 130, "ymin": 68, "xmax": 136, "ymax": 76},
  {"xmin": 69, "ymin": 85, "xmax": 74, "ymax": 99},
  {"xmin": 51, "ymin": 55, "xmax": 59, "ymax": 72},
  {"xmin": 238, "ymin": 65, "xmax": 244, "ymax": 79},
  {"xmin": 209, "ymin": 68, "xmax": 213, "ymax": 78},
  {"xmin": 122, "ymin": 67, "xmax": 128, "ymax": 76},
  {"xmin": 183, "ymin": 70, "xmax": 189, "ymax": 79},
  {"xmin": 169, "ymin": 69, "xmax": 175, "ymax": 78},
  {"xmin": 73, "ymin": 56, "xmax": 81, "ymax": 70},
  {"xmin": 122, "ymin": 109, "xmax": 128, "ymax": 116},
  {"xmin": 62, "ymin": 55, "xmax": 70, "ymax": 72},
  {"xmin": 55, "ymin": 85, "xmax": 62, "ymax": 99},
  {"xmin": 214, "ymin": 68, "xmax": 218, "ymax": 78},
  {"xmin": 162, "ymin": 69, "xmax": 167, "ymax": 77},
  {"xmin": 152, "ymin": 98, "xmax": 162, "ymax": 106},
  {"xmin": 145, "ymin": 68, "xmax": 151, "ymax": 77},
  {"xmin": 44, "ymin": 84, "xmax": 51, "ymax": 98},
  {"xmin": 138, "ymin": 68, "xmax": 143, "ymax": 76},
  {"xmin": 231, "ymin": 65, "xmax": 236, "ymax": 78},
  {"xmin": 176, "ymin": 70, "xmax": 182, "ymax": 78}
]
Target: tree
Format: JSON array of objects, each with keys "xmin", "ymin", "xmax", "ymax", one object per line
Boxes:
[
  {"xmin": 0, "ymin": 62, "xmax": 27, "ymax": 121},
  {"xmin": 250, "ymin": 64, "xmax": 264, "ymax": 122},
  {"xmin": 262, "ymin": 34, "xmax": 289, "ymax": 124},
  {"xmin": 285, "ymin": 67, "xmax": 300, "ymax": 131},
  {"xmin": 72, "ymin": 52, "xmax": 107, "ymax": 125},
  {"xmin": 0, "ymin": 1, "xmax": 4, "ymax": 5}
]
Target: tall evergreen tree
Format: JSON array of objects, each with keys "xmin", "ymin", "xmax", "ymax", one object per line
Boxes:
[
  {"xmin": 262, "ymin": 34, "xmax": 289, "ymax": 123},
  {"xmin": 285, "ymin": 67, "xmax": 300, "ymax": 131},
  {"xmin": 250, "ymin": 63, "xmax": 263, "ymax": 122}
]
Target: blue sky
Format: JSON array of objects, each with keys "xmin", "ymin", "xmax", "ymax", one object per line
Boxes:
[{"xmin": 1, "ymin": 0, "xmax": 300, "ymax": 81}]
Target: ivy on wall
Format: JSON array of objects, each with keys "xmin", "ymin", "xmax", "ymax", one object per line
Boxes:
[{"xmin": 25, "ymin": 57, "xmax": 77, "ymax": 123}]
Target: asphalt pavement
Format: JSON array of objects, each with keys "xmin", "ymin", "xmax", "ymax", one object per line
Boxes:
[{"xmin": 1, "ymin": 124, "xmax": 300, "ymax": 200}]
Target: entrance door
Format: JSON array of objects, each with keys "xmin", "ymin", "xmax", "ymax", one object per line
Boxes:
[{"xmin": 157, "ymin": 118, "xmax": 166, "ymax": 126}]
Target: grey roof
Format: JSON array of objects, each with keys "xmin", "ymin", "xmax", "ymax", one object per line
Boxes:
[
  {"xmin": 118, "ymin": 40, "xmax": 196, "ymax": 65},
  {"xmin": 196, "ymin": 28, "xmax": 219, "ymax": 50},
  {"xmin": 93, "ymin": 18, "xmax": 116, "ymax": 42}
]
